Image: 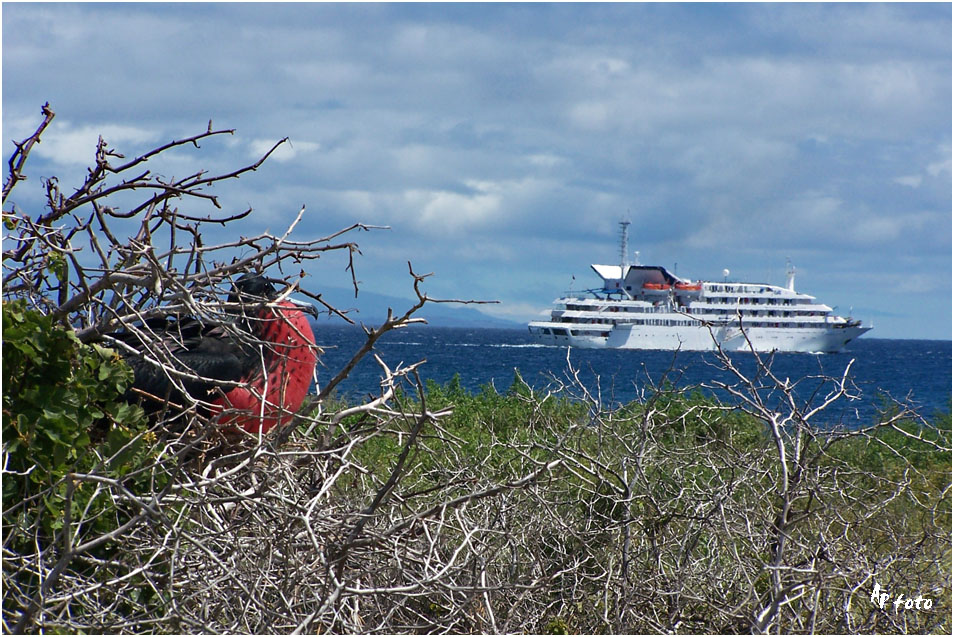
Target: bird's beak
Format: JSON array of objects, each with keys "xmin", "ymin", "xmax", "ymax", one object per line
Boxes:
[
  {"xmin": 262, "ymin": 277, "xmax": 320, "ymax": 318},
  {"xmin": 287, "ymin": 295, "xmax": 320, "ymax": 319}
]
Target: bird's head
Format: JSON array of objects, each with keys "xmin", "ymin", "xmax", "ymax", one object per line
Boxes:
[
  {"xmin": 229, "ymin": 273, "xmax": 277, "ymax": 303},
  {"xmin": 228, "ymin": 273, "xmax": 318, "ymax": 318}
]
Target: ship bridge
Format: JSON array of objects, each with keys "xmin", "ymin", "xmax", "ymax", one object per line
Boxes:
[{"xmin": 592, "ymin": 263, "xmax": 684, "ymax": 299}]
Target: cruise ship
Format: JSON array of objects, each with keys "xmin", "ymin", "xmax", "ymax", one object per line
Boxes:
[{"xmin": 528, "ymin": 223, "xmax": 871, "ymax": 353}]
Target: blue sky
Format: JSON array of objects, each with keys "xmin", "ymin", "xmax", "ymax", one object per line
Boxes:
[{"xmin": 3, "ymin": 2, "xmax": 951, "ymax": 340}]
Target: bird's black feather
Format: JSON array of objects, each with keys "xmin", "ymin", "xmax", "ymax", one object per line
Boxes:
[
  {"xmin": 109, "ymin": 276, "xmax": 271, "ymax": 406},
  {"xmin": 107, "ymin": 273, "xmax": 299, "ymax": 415},
  {"xmin": 109, "ymin": 318, "xmax": 255, "ymax": 409}
]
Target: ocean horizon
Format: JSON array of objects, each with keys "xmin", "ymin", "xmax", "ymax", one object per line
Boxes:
[{"xmin": 312, "ymin": 325, "xmax": 952, "ymax": 427}]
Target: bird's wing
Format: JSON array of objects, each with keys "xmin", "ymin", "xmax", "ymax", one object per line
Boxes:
[{"xmin": 111, "ymin": 318, "xmax": 254, "ymax": 403}]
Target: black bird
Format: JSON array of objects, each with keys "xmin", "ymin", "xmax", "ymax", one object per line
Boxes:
[{"xmin": 112, "ymin": 274, "xmax": 318, "ymax": 433}]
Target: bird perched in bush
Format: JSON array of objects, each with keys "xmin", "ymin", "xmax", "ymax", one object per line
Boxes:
[{"xmin": 111, "ymin": 273, "xmax": 318, "ymax": 434}]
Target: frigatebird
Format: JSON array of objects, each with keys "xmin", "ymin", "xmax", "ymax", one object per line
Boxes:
[{"xmin": 112, "ymin": 273, "xmax": 318, "ymax": 434}]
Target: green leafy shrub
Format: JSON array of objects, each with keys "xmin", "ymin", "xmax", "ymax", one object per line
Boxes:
[{"xmin": 2, "ymin": 299, "xmax": 151, "ymax": 568}]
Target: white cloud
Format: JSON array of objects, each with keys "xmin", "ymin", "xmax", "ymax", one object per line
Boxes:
[
  {"xmin": 894, "ymin": 175, "xmax": 923, "ymax": 188},
  {"xmin": 34, "ymin": 121, "xmax": 159, "ymax": 167},
  {"xmin": 849, "ymin": 216, "xmax": 903, "ymax": 244},
  {"xmin": 481, "ymin": 300, "xmax": 551, "ymax": 322},
  {"xmin": 891, "ymin": 144, "xmax": 950, "ymax": 190},
  {"xmin": 406, "ymin": 180, "xmax": 504, "ymax": 234},
  {"xmin": 848, "ymin": 211, "xmax": 936, "ymax": 245},
  {"xmin": 856, "ymin": 62, "xmax": 923, "ymax": 107},
  {"xmin": 567, "ymin": 101, "xmax": 612, "ymax": 131},
  {"xmin": 594, "ymin": 57, "xmax": 630, "ymax": 76},
  {"xmin": 526, "ymin": 153, "xmax": 566, "ymax": 169},
  {"xmin": 337, "ymin": 189, "xmax": 378, "ymax": 216},
  {"xmin": 927, "ymin": 149, "xmax": 951, "ymax": 178}
]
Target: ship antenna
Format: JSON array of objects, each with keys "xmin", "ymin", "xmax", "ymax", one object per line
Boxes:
[
  {"xmin": 619, "ymin": 220, "xmax": 631, "ymax": 270},
  {"xmin": 786, "ymin": 258, "xmax": 796, "ymax": 292}
]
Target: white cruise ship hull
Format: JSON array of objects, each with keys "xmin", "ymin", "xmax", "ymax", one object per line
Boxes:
[
  {"xmin": 528, "ymin": 320, "xmax": 871, "ymax": 353},
  {"xmin": 528, "ymin": 223, "xmax": 872, "ymax": 354}
]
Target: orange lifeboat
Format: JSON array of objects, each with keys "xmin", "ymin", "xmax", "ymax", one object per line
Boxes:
[
  {"xmin": 674, "ymin": 281, "xmax": 702, "ymax": 291},
  {"xmin": 642, "ymin": 282, "xmax": 671, "ymax": 290}
]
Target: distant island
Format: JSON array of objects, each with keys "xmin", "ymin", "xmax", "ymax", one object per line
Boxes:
[{"xmin": 313, "ymin": 285, "xmax": 521, "ymax": 328}]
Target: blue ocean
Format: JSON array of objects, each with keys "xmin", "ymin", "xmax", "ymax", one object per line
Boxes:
[{"xmin": 314, "ymin": 326, "xmax": 952, "ymax": 427}]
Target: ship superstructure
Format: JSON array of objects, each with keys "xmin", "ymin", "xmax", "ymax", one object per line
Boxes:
[{"xmin": 528, "ymin": 223, "xmax": 871, "ymax": 352}]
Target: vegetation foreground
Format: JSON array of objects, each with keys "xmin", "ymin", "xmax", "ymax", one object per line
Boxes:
[{"xmin": 3, "ymin": 314, "xmax": 950, "ymax": 633}]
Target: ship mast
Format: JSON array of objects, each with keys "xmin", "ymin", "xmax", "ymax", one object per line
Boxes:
[{"xmin": 618, "ymin": 220, "xmax": 631, "ymax": 271}]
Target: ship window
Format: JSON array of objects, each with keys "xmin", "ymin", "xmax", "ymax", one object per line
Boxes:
[
  {"xmin": 553, "ymin": 328, "xmax": 568, "ymax": 336},
  {"xmin": 542, "ymin": 328, "xmax": 551, "ymax": 335}
]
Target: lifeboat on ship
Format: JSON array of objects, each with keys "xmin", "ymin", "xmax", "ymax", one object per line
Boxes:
[
  {"xmin": 642, "ymin": 282, "xmax": 671, "ymax": 291},
  {"xmin": 674, "ymin": 281, "xmax": 703, "ymax": 291}
]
